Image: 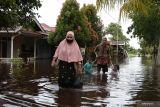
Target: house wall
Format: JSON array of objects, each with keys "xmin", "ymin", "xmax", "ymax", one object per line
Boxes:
[
  {"xmin": 0, "ymin": 37, "xmax": 3, "ymax": 57},
  {"xmin": 0, "ymin": 35, "xmax": 53, "ymax": 59},
  {"xmin": 7, "ymin": 39, "xmax": 11, "ymax": 58},
  {"xmin": 13, "ymin": 35, "xmax": 23, "ymax": 57},
  {"xmin": 0, "ymin": 37, "xmax": 11, "ymax": 58},
  {"xmin": 22, "ymin": 37, "xmax": 34, "ymax": 57},
  {"xmin": 36, "ymin": 38, "xmax": 53, "ymax": 59},
  {"xmin": 13, "ymin": 36, "xmax": 53, "ymax": 59},
  {"xmin": 13, "ymin": 36, "xmax": 34, "ymax": 58}
]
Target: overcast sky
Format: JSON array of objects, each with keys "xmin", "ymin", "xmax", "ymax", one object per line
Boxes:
[{"xmin": 36, "ymin": 0, "xmax": 140, "ymax": 49}]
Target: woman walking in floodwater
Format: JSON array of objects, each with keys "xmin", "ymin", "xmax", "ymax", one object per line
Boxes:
[{"xmin": 51, "ymin": 31, "xmax": 83, "ymax": 89}]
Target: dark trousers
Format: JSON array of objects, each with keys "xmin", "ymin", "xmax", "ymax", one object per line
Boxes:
[
  {"xmin": 58, "ymin": 60, "xmax": 76, "ymax": 88},
  {"xmin": 58, "ymin": 60, "xmax": 83, "ymax": 89},
  {"xmin": 97, "ymin": 64, "xmax": 108, "ymax": 73}
]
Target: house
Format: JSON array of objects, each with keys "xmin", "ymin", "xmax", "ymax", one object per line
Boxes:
[
  {"xmin": 110, "ymin": 40, "xmax": 128, "ymax": 58},
  {"xmin": 0, "ymin": 18, "xmax": 54, "ymax": 62}
]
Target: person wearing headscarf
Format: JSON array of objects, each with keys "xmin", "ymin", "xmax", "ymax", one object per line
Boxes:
[
  {"xmin": 51, "ymin": 31, "xmax": 83, "ymax": 88},
  {"xmin": 94, "ymin": 36, "xmax": 111, "ymax": 74}
]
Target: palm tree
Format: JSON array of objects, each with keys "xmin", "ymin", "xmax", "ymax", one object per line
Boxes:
[
  {"xmin": 96, "ymin": 0, "xmax": 160, "ymax": 66},
  {"xmin": 96, "ymin": 0, "xmax": 152, "ymax": 19}
]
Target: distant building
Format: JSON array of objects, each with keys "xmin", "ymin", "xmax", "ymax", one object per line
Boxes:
[
  {"xmin": 41, "ymin": 23, "xmax": 55, "ymax": 33},
  {"xmin": 110, "ymin": 40, "xmax": 128, "ymax": 58}
]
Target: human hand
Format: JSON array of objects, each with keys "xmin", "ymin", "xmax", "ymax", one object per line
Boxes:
[
  {"xmin": 51, "ymin": 60, "xmax": 56, "ymax": 67},
  {"xmin": 111, "ymin": 64, "xmax": 114, "ymax": 70},
  {"xmin": 79, "ymin": 68, "xmax": 83, "ymax": 75},
  {"xmin": 77, "ymin": 68, "xmax": 84, "ymax": 79}
]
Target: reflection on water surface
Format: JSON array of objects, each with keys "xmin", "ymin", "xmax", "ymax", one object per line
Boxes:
[{"xmin": 0, "ymin": 57, "xmax": 160, "ymax": 107}]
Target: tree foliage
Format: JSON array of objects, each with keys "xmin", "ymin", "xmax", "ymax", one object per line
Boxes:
[
  {"xmin": 128, "ymin": 4, "xmax": 160, "ymax": 47},
  {"xmin": 82, "ymin": 16, "xmax": 99, "ymax": 46},
  {"xmin": 96, "ymin": 0, "xmax": 152, "ymax": 19},
  {"xmin": 105, "ymin": 23, "xmax": 129, "ymax": 42},
  {"xmin": 10, "ymin": 58, "xmax": 29, "ymax": 84},
  {"xmin": 48, "ymin": 0, "xmax": 89, "ymax": 47},
  {"xmin": 0, "ymin": 0, "xmax": 41, "ymax": 29},
  {"xmin": 96, "ymin": 0, "xmax": 160, "ymax": 65},
  {"xmin": 81, "ymin": 4, "xmax": 105, "ymax": 43},
  {"xmin": 139, "ymin": 39, "xmax": 153, "ymax": 55}
]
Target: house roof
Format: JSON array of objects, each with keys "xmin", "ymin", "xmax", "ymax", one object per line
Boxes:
[
  {"xmin": 110, "ymin": 41, "xmax": 125, "ymax": 46},
  {"xmin": 0, "ymin": 26, "xmax": 22, "ymax": 33},
  {"xmin": 41, "ymin": 23, "xmax": 55, "ymax": 32},
  {"xmin": 32, "ymin": 17, "xmax": 46, "ymax": 33},
  {"xmin": 0, "ymin": 17, "xmax": 48, "ymax": 37}
]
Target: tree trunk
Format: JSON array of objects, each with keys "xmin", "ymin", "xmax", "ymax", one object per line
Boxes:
[{"xmin": 156, "ymin": 40, "xmax": 160, "ymax": 66}]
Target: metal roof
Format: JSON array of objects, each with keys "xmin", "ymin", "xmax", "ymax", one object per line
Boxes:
[{"xmin": 110, "ymin": 41, "xmax": 125, "ymax": 46}]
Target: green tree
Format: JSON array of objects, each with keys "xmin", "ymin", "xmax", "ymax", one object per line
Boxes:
[
  {"xmin": 0, "ymin": 0, "xmax": 41, "ymax": 29},
  {"xmin": 105, "ymin": 22, "xmax": 130, "ymax": 55},
  {"xmin": 96, "ymin": 0, "xmax": 152, "ymax": 19},
  {"xmin": 96, "ymin": 0, "xmax": 160, "ymax": 66},
  {"xmin": 128, "ymin": 46, "xmax": 137, "ymax": 55},
  {"xmin": 127, "ymin": 3, "xmax": 160, "ymax": 59},
  {"xmin": 105, "ymin": 23, "xmax": 129, "ymax": 42},
  {"xmin": 48, "ymin": 0, "xmax": 89, "ymax": 47},
  {"xmin": 81, "ymin": 4, "xmax": 105, "ymax": 42},
  {"xmin": 128, "ymin": 4, "xmax": 160, "ymax": 47},
  {"xmin": 82, "ymin": 16, "xmax": 99, "ymax": 46},
  {"xmin": 139, "ymin": 39, "xmax": 153, "ymax": 56},
  {"xmin": 124, "ymin": 1, "xmax": 160, "ymax": 65},
  {"xmin": 10, "ymin": 59, "xmax": 29, "ymax": 84}
]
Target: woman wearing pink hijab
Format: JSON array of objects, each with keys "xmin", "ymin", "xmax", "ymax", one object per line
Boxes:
[{"xmin": 51, "ymin": 31, "xmax": 83, "ymax": 88}]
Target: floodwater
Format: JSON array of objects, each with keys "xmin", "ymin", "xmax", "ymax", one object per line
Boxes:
[{"xmin": 0, "ymin": 57, "xmax": 160, "ymax": 107}]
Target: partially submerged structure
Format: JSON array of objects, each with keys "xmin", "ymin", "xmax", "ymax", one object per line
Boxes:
[
  {"xmin": 0, "ymin": 18, "xmax": 54, "ymax": 62},
  {"xmin": 110, "ymin": 40, "xmax": 128, "ymax": 58}
]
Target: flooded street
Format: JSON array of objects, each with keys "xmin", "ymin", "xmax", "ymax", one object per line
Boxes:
[{"xmin": 0, "ymin": 57, "xmax": 160, "ymax": 107}]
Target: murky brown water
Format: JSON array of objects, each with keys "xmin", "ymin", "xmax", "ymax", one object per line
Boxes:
[{"xmin": 0, "ymin": 57, "xmax": 160, "ymax": 107}]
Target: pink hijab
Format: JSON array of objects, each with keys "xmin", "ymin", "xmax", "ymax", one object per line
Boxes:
[{"xmin": 54, "ymin": 31, "xmax": 83, "ymax": 63}]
